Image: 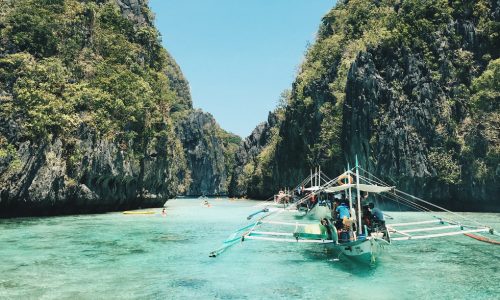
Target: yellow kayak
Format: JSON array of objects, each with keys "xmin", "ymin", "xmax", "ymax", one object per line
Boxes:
[{"xmin": 123, "ymin": 211, "xmax": 155, "ymax": 215}]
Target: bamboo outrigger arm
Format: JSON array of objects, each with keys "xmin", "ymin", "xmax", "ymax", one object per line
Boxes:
[
  {"xmin": 391, "ymin": 228, "xmax": 490, "ymax": 241},
  {"xmin": 244, "ymin": 236, "xmax": 329, "ymax": 243}
]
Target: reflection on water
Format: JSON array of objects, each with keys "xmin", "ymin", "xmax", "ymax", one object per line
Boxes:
[{"xmin": 1, "ymin": 199, "xmax": 500, "ymax": 299}]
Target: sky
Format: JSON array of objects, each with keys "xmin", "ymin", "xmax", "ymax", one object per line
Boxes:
[{"xmin": 149, "ymin": 0, "xmax": 336, "ymax": 138}]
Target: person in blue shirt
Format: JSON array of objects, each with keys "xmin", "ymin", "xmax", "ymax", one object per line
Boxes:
[
  {"xmin": 334, "ymin": 200, "xmax": 351, "ymax": 230},
  {"xmin": 336, "ymin": 201, "xmax": 350, "ymax": 220},
  {"xmin": 369, "ymin": 203, "xmax": 384, "ymax": 220}
]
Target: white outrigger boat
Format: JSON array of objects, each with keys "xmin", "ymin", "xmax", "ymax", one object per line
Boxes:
[
  {"xmin": 253, "ymin": 166, "xmax": 334, "ymax": 216},
  {"xmin": 210, "ymin": 156, "xmax": 500, "ymax": 264}
]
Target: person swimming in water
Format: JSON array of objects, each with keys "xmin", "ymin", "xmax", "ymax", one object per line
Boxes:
[{"xmin": 162, "ymin": 208, "xmax": 166, "ymax": 216}]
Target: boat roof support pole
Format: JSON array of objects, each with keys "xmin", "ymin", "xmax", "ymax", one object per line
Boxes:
[
  {"xmin": 310, "ymin": 169, "xmax": 312, "ymax": 187},
  {"xmin": 315, "ymin": 167, "xmax": 317, "ymax": 187},
  {"xmin": 356, "ymin": 155, "xmax": 362, "ymax": 234},
  {"xmin": 348, "ymin": 163, "xmax": 352, "ymax": 210}
]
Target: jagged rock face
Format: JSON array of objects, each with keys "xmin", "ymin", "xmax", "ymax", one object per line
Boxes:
[
  {"xmin": 112, "ymin": 0, "xmax": 193, "ymax": 110},
  {"xmin": 342, "ymin": 19, "xmax": 500, "ymax": 211},
  {"xmin": 271, "ymin": 66, "xmax": 341, "ymax": 192},
  {"xmin": 176, "ymin": 111, "xmax": 227, "ymax": 195},
  {"xmin": 114, "ymin": 0, "xmax": 149, "ymax": 27},
  {"xmin": 165, "ymin": 51, "xmax": 193, "ymax": 112},
  {"xmin": 343, "ymin": 50, "xmax": 450, "ymax": 209},
  {"xmin": 229, "ymin": 112, "xmax": 277, "ymax": 197},
  {"xmin": 0, "ymin": 124, "xmax": 179, "ymax": 218},
  {"xmin": 230, "ymin": 65, "xmax": 342, "ymax": 199},
  {"xmin": 229, "ymin": 66, "xmax": 342, "ymax": 199},
  {"xmin": 0, "ymin": 1, "xmax": 191, "ymax": 218}
]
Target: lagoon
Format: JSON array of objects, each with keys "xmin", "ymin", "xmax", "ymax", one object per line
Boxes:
[{"xmin": 1, "ymin": 198, "xmax": 499, "ymax": 299}]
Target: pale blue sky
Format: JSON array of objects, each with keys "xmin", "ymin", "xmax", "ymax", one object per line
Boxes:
[{"xmin": 149, "ymin": 0, "xmax": 336, "ymax": 138}]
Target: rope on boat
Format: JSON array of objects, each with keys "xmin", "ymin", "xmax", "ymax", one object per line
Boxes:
[
  {"xmin": 395, "ymin": 189, "xmax": 488, "ymax": 228},
  {"xmin": 464, "ymin": 233, "xmax": 500, "ymax": 245},
  {"xmin": 357, "ymin": 169, "xmax": 490, "ymax": 229},
  {"xmin": 378, "ymin": 192, "xmax": 430, "ymax": 214}
]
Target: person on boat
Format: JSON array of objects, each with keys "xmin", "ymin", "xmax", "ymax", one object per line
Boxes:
[
  {"xmin": 341, "ymin": 194, "xmax": 347, "ymax": 203},
  {"xmin": 332, "ymin": 198, "xmax": 339, "ymax": 211},
  {"xmin": 348, "ymin": 204, "xmax": 358, "ymax": 232},
  {"xmin": 334, "ymin": 200, "xmax": 350, "ymax": 230},
  {"xmin": 321, "ymin": 218, "xmax": 332, "ymax": 236},
  {"xmin": 337, "ymin": 200, "xmax": 350, "ymax": 218},
  {"xmin": 369, "ymin": 203, "xmax": 384, "ymax": 220},
  {"xmin": 331, "ymin": 198, "xmax": 340, "ymax": 220},
  {"xmin": 361, "ymin": 201, "xmax": 372, "ymax": 227},
  {"xmin": 162, "ymin": 208, "xmax": 166, "ymax": 216}
]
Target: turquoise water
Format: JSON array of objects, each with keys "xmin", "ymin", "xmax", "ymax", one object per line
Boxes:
[{"xmin": 1, "ymin": 198, "xmax": 500, "ymax": 299}]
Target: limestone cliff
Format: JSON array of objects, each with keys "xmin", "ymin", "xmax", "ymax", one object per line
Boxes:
[
  {"xmin": 112, "ymin": 0, "xmax": 193, "ymax": 111},
  {"xmin": 232, "ymin": 0, "xmax": 500, "ymax": 211},
  {"xmin": 175, "ymin": 110, "xmax": 242, "ymax": 196},
  {"xmin": 342, "ymin": 34, "xmax": 497, "ymax": 211},
  {"xmin": 229, "ymin": 112, "xmax": 278, "ymax": 197},
  {"xmin": 0, "ymin": 0, "xmax": 191, "ymax": 217},
  {"xmin": 0, "ymin": 123, "xmax": 185, "ymax": 218}
]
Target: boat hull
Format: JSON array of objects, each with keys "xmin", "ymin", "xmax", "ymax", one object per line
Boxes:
[{"xmin": 338, "ymin": 236, "xmax": 388, "ymax": 264}]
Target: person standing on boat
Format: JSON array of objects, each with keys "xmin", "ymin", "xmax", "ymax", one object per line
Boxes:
[
  {"xmin": 335, "ymin": 200, "xmax": 350, "ymax": 230},
  {"xmin": 331, "ymin": 199, "xmax": 339, "ymax": 220},
  {"xmin": 369, "ymin": 203, "xmax": 384, "ymax": 220}
]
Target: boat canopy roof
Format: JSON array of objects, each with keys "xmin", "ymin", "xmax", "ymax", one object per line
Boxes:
[{"xmin": 323, "ymin": 184, "xmax": 394, "ymax": 194}]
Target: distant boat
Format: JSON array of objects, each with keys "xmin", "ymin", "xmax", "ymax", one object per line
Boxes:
[{"xmin": 123, "ymin": 211, "xmax": 155, "ymax": 215}]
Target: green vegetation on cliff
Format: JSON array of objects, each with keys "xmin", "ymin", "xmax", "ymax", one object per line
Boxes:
[
  {"xmin": 0, "ymin": 0, "xmax": 189, "ymax": 193},
  {"xmin": 2, "ymin": 0, "xmax": 171, "ymax": 139},
  {"xmin": 221, "ymin": 129, "xmax": 242, "ymax": 187}
]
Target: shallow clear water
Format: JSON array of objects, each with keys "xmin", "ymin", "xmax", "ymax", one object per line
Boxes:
[{"xmin": 1, "ymin": 198, "xmax": 500, "ymax": 299}]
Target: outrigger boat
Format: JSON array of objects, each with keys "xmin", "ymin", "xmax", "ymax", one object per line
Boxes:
[
  {"xmin": 210, "ymin": 156, "xmax": 500, "ymax": 264},
  {"xmin": 254, "ymin": 166, "xmax": 332, "ymax": 215}
]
